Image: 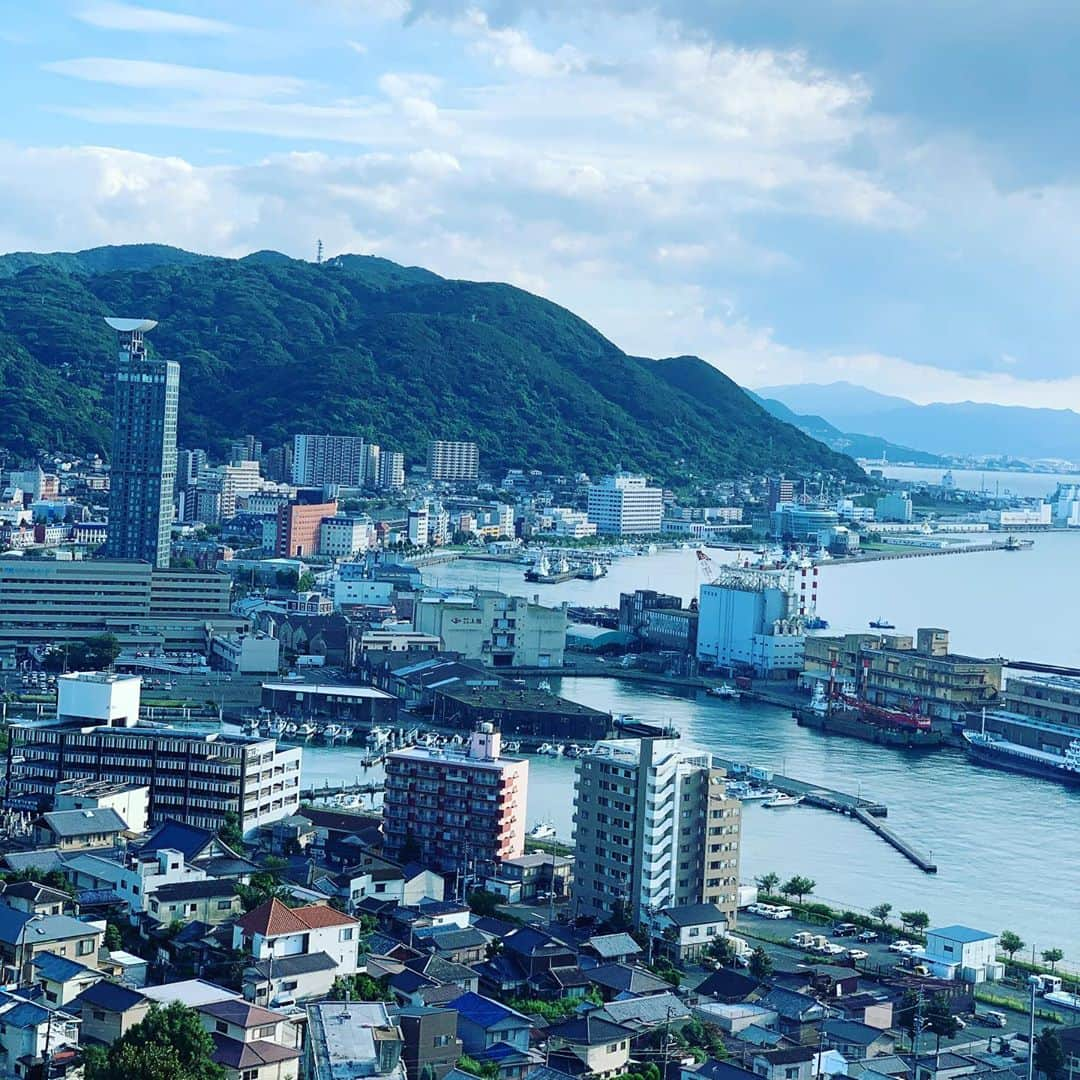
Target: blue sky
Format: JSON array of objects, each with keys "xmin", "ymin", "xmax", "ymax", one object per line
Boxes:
[{"xmin": 4, "ymin": 1, "xmax": 1080, "ymax": 408}]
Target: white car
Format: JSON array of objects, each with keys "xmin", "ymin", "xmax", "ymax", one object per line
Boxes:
[
  {"xmin": 846, "ymin": 949, "xmax": 869, "ymax": 962},
  {"xmin": 822, "ymin": 943, "xmax": 847, "ymax": 956},
  {"xmin": 888, "ymin": 940, "xmax": 915, "ymax": 953}
]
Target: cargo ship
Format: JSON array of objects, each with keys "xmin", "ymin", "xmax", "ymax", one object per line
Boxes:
[
  {"xmin": 961, "ymin": 729, "xmax": 1080, "ymax": 786},
  {"xmin": 794, "ymin": 682, "xmax": 946, "ymax": 748}
]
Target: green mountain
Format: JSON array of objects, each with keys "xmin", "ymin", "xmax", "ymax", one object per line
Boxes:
[
  {"xmin": 748, "ymin": 393, "xmax": 948, "ymax": 466},
  {"xmin": 0, "ymin": 246, "xmax": 861, "ymax": 481}
]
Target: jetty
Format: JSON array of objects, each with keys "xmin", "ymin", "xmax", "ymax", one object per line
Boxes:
[
  {"xmin": 853, "ymin": 808, "xmax": 938, "ymax": 873},
  {"xmin": 300, "ymin": 781, "xmax": 384, "ymax": 801}
]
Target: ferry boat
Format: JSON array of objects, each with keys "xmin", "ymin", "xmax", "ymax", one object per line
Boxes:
[
  {"xmin": 962, "ymin": 730, "xmax": 1080, "ymax": 787},
  {"xmin": 576, "ymin": 560, "xmax": 607, "ymax": 580},
  {"xmin": 762, "ymin": 793, "xmax": 804, "ymax": 809},
  {"xmin": 529, "ymin": 821, "xmax": 558, "ymax": 840},
  {"xmin": 869, "ymin": 618, "xmax": 896, "ymax": 630},
  {"xmin": 707, "ymin": 684, "xmax": 742, "ymax": 701}
]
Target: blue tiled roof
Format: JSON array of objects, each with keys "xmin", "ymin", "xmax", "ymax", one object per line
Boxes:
[
  {"xmin": 32, "ymin": 953, "xmax": 95, "ymax": 983},
  {"xmin": 0, "ymin": 906, "xmax": 32, "ymax": 944},
  {"xmin": 139, "ymin": 819, "xmax": 214, "ymax": 860},
  {"xmin": 2, "ymin": 1001, "xmax": 52, "ymax": 1029},
  {"xmin": 73, "ymin": 980, "xmax": 146, "ymax": 1014},
  {"xmin": 448, "ymin": 991, "xmax": 529, "ymax": 1030}
]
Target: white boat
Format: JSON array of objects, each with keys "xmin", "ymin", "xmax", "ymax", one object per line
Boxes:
[
  {"xmin": 504, "ymin": 740, "xmax": 521, "ymax": 753},
  {"xmin": 727, "ymin": 783, "xmax": 781, "ymax": 802},
  {"xmin": 298, "ymin": 722, "xmax": 317, "ymax": 741},
  {"xmin": 529, "ymin": 822, "xmax": 558, "ymax": 840},
  {"xmin": 707, "ymin": 684, "xmax": 742, "ymax": 700},
  {"xmin": 537, "ymin": 679, "xmax": 552, "ymax": 693},
  {"xmin": 537, "ymin": 743, "xmax": 564, "ymax": 756},
  {"xmin": 762, "ymin": 793, "xmax": 804, "ymax": 809}
]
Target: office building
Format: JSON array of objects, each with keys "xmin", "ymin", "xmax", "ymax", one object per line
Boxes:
[
  {"xmin": 697, "ymin": 566, "xmax": 810, "ymax": 677},
  {"xmin": 0, "ymin": 558, "xmax": 240, "ymax": 650},
  {"xmin": 875, "ymin": 492, "xmax": 914, "ymax": 523},
  {"xmin": 197, "ymin": 460, "xmax": 262, "ymax": 522},
  {"xmin": 378, "ymin": 451, "xmax": 405, "ymax": 491},
  {"xmin": 414, "ymin": 590, "xmax": 567, "ymax": 668},
  {"xmin": 176, "ymin": 449, "xmax": 207, "ymax": 491},
  {"xmin": 382, "ymin": 725, "xmax": 528, "ymax": 874},
  {"xmin": 767, "ymin": 477, "xmax": 795, "ymax": 511},
  {"xmin": 263, "ymin": 443, "xmax": 292, "ymax": 484},
  {"xmin": 363, "ymin": 443, "xmax": 381, "ymax": 487},
  {"xmin": 229, "ymin": 434, "xmax": 262, "ymax": 465},
  {"xmin": 292, "ymin": 434, "xmax": 367, "ymax": 487},
  {"xmin": 407, "ymin": 505, "xmax": 429, "ymax": 547},
  {"xmin": 770, "ymin": 505, "xmax": 840, "ymax": 542},
  {"xmin": 586, "ymin": 473, "xmax": 663, "ymax": 535},
  {"xmin": 275, "ymin": 498, "xmax": 338, "ymax": 558},
  {"xmin": 104, "ymin": 317, "xmax": 179, "ymax": 568},
  {"xmin": 428, "ymin": 440, "xmax": 479, "ymax": 483},
  {"xmin": 804, "ymin": 627, "xmax": 1002, "ymax": 727},
  {"xmin": 6, "ymin": 672, "xmax": 301, "ymax": 833},
  {"xmin": 548, "ymin": 507, "xmax": 597, "ymax": 539},
  {"xmin": 572, "ymin": 738, "xmax": 741, "ymax": 927},
  {"xmin": 319, "ymin": 516, "xmax": 372, "ymax": 558}
]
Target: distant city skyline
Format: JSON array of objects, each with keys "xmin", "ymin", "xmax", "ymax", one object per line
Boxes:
[{"xmin": 2, "ymin": 3, "xmax": 1079, "ymax": 409}]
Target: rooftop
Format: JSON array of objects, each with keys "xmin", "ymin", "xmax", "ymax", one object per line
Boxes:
[
  {"xmin": 928, "ymin": 925, "xmax": 997, "ymax": 944},
  {"xmin": 262, "ymin": 682, "xmax": 394, "ymax": 699},
  {"xmin": 38, "ymin": 807, "xmax": 128, "ymax": 838},
  {"xmin": 306, "ymin": 1002, "xmax": 398, "ymax": 1078},
  {"xmin": 237, "ymin": 898, "xmax": 357, "ymax": 938},
  {"xmin": 141, "ymin": 980, "xmax": 238, "ymax": 1008}
]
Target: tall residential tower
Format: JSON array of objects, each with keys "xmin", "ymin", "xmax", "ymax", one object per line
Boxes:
[{"xmin": 104, "ymin": 318, "xmax": 178, "ymax": 568}]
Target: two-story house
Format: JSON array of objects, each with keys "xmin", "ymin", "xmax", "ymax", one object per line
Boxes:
[
  {"xmin": 198, "ymin": 998, "xmax": 301, "ymax": 1080},
  {"xmin": 33, "ymin": 808, "xmax": 129, "ymax": 852},
  {"xmin": 147, "ymin": 880, "xmax": 242, "ymax": 927},
  {"xmin": 71, "ymin": 980, "xmax": 150, "ymax": 1045},
  {"xmin": 32, "ymin": 953, "xmax": 101, "ymax": 1007},
  {"xmin": 0, "ymin": 882, "xmax": 75, "ymax": 918},
  {"xmin": 446, "ymin": 992, "xmax": 532, "ymax": 1056},
  {"xmin": 0, "ymin": 907, "xmax": 104, "ymax": 984},
  {"xmin": 0, "ymin": 992, "xmax": 80, "ymax": 1075},
  {"xmin": 546, "ymin": 1012, "xmax": 634, "ymax": 1078},
  {"xmin": 656, "ymin": 903, "xmax": 727, "ymax": 963}
]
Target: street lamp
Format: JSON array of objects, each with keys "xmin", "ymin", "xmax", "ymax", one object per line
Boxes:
[{"xmin": 1027, "ymin": 975, "xmax": 1040, "ymax": 1080}]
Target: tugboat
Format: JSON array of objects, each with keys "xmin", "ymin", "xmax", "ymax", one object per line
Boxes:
[{"xmin": 869, "ymin": 618, "xmax": 896, "ymax": 630}]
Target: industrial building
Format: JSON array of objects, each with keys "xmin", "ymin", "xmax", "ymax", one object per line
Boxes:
[
  {"xmin": 382, "ymin": 725, "xmax": 528, "ymax": 875},
  {"xmin": 414, "ymin": 590, "xmax": 567, "ymax": 669},
  {"xmin": 972, "ymin": 673, "xmax": 1080, "ymax": 754},
  {"xmin": 0, "ymin": 557, "xmax": 242, "ymax": 651},
  {"xmin": 431, "ymin": 683, "xmax": 613, "ymax": 741},
  {"xmin": 696, "ymin": 566, "xmax": 813, "ymax": 677},
  {"xmin": 586, "ymin": 473, "xmax": 663, "ymax": 536},
  {"xmin": 804, "ymin": 627, "xmax": 1002, "ymax": 727},
  {"xmin": 6, "ymin": 673, "xmax": 301, "ymax": 833},
  {"xmin": 572, "ymin": 738, "xmax": 740, "ymax": 929},
  {"xmin": 260, "ymin": 682, "xmax": 397, "ymax": 728}
]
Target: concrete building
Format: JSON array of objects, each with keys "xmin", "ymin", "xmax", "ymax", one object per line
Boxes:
[
  {"xmin": 198, "ymin": 460, "xmax": 263, "ymax": 522},
  {"xmin": 767, "ymin": 477, "xmax": 795, "ymax": 510},
  {"xmin": 771, "ymin": 505, "xmax": 840, "ymax": 542},
  {"xmin": 407, "ymin": 505, "xmax": 429, "ymax": 548},
  {"xmin": 804, "ymin": 627, "xmax": 1002, "ymax": 727},
  {"xmin": 979, "ymin": 674, "xmax": 1080, "ymax": 753},
  {"xmin": 586, "ymin": 473, "xmax": 663, "ymax": 535},
  {"xmin": 7, "ymin": 672, "xmax": 301, "ymax": 833},
  {"xmin": 320, "ymin": 516, "xmax": 372, "ymax": 558},
  {"xmin": 292, "ymin": 434, "xmax": 368, "ymax": 487},
  {"xmin": 275, "ymin": 499, "xmax": 338, "ymax": 558},
  {"xmin": 378, "ymin": 452, "xmax": 405, "ymax": 491},
  {"xmin": 305, "ymin": 1002, "xmax": 405, "ymax": 1080},
  {"xmin": 619, "ymin": 589, "xmax": 683, "ymax": 638},
  {"xmin": 382, "ymin": 725, "xmax": 528, "ymax": 875},
  {"xmin": 104, "ymin": 318, "xmax": 178, "ymax": 568},
  {"xmin": 53, "ymin": 778, "xmax": 150, "ymax": 834},
  {"xmin": 919, "ymin": 925, "xmax": 1001, "ymax": 983},
  {"xmin": 0, "ymin": 558, "xmax": 239, "ymax": 651},
  {"xmin": 875, "ymin": 492, "xmax": 914, "ymax": 523},
  {"xmin": 548, "ymin": 507, "xmax": 597, "ymax": 539},
  {"xmin": 414, "ymin": 591, "xmax": 567, "ymax": 669},
  {"xmin": 572, "ymin": 738, "xmax": 740, "ymax": 928},
  {"xmin": 697, "ymin": 567, "xmax": 807, "ymax": 677},
  {"xmin": 428, "ymin": 441, "xmax": 479, "ymax": 483},
  {"xmin": 209, "ymin": 630, "xmax": 281, "ymax": 674}
]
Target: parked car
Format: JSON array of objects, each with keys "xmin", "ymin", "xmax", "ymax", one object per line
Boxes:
[
  {"xmin": 790, "ymin": 932, "xmax": 816, "ymax": 948},
  {"xmin": 888, "ymin": 939, "xmax": 915, "ymax": 953},
  {"xmin": 821, "ymin": 943, "xmax": 847, "ymax": 956},
  {"xmin": 846, "ymin": 949, "xmax": 869, "ymax": 962},
  {"xmin": 857, "ymin": 930, "xmax": 879, "ymax": 943},
  {"xmin": 982, "ymin": 1011, "xmax": 1008, "ymax": 1029},
  {"xmin": 832, "ymin": 923, "xmax": 859, "ymax": 937}
]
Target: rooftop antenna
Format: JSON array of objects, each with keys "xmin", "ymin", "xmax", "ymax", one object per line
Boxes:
[{"xmin": 316, "ymin": 239, "xmax": 324, "ymax": 265}]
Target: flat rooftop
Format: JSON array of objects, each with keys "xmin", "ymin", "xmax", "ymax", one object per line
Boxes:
[
  {"xmin": 262, "ymin": 683, "xmax": 394, "ymax": 699},
  {"xmin": 435, "ymin": 684, "xmax": 608, "ymax": 716}
]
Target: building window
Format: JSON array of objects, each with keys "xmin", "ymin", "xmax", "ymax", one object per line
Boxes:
[
  {"xmin": 340, "ymin": 928, "xmax": 354, "ymax": 941},
  {"xmin": 216, "ymin": 1021, "xmax": 229, "ymax": 1034},
  {"xmin": 78, "ymin": 939, "xmax": 95, "ymax": 956}
]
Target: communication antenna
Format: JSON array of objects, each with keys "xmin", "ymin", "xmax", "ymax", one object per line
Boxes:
[{"xmin": 316, "ymin": 239, "xmax": 324, "ymax": 264}]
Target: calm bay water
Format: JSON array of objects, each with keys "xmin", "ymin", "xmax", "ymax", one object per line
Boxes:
[
  {"xmin": 879, "ymin": 464, "xmax": 1080, "ymax": 499},
  {"xmin": 302, "ymin": 531, "xmax": 1080, "ymax": 960}
]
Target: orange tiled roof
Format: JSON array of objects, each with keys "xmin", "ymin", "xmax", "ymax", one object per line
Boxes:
[{"xmin": 237, "ymin": 898, "xmax": 357, "ymax": 938}]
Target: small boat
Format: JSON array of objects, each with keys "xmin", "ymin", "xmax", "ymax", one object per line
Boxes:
[
  {"xmin": 536, "ymin": 679, "xmax": 552, "ymax": 693},
  {"xmin": 707, "ymin": 685, "xmax": 742, "ymax": 700},
  {"xmin": 763, "ymin": 793, "xmax": 804, "ymax": 809},
  {"xmin": 869, "ymin": 618, "xmax": 895, "ymax": 630},
  {"xmin": 537, "ymin": 743, "xmax": 564, "ymax": 756},
  {"xmin": 529, "ymin": 822, "xmax": 557, "ymax": 840},
  {"xmin": 504, "ymin": 740, "xmax": 521, "ymax": 753},
  {"xmin": 728, "ymin": 785, "xmax": 781, "ymax": 802},
  {"xmin": 298, "ymin": 722, "xmax": 317, "ymax": 741}
]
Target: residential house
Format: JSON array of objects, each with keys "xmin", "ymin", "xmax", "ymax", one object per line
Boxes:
[
  {"xmin": 397, "ymin": 1005, "xmax": 462, "ymax": 1080},
  {"xmin": 304, "ymin": 1002, "xmax": 407, "ymax": 1080},
  {"xmin": 147, "ymin": 880, "xmax": 242, "ymax": 927},
  {"xmin": 755, "ymin": 988, "xmax": 827, "ymax": 1044},
  {"xmin": 70, "ymin": 980, "xmax": 150, "ymax": 1045},
  {"xmin": 823, "ymin": 1019, "xmax": 896, "ymax": 1061},
  {"xmin": 657, "ymin": 904, "xmax": 727, "ymax": 963},
  {"xmin": 833, "ymin": 994, "xmax": 894, "ymax": 1031},
  {"xmin": 135, "ymin": 819, "xmax": 257, "ymax": 882},
  {"xmin": 412, "ymin": 926, "xmax": 487, "ymax": 966},
  {"xmin": 584, "ymin": 964, "xmax": 673, "ymax": 1002},
  {"xmin": 32, "ymin": 953, "xmax": 101, "ymax": 1008},
  {"xmin": 33, "ymin": 808, "xmax": 128, "ymax": 851},
  {"xmin": 693, "ymin": 968, "xmax": 761, "ymax": 1004},
  {"xmin": 545, "ymin": 1012, "xmax": 634, "ymax": 1078},
  {"xmin": 596, "ymin": 992, "xmax": 691, "ymax": 1042},
  {"xmin": 486, "ymin": 853, "xmax": 573, "ymax": 904},
  {"xmin": 0, "ymin": 907, "xmax": 104, "ymax": 983},
  {"xmin": 580, "ymin": 934, "xmax": 643, "ymax": 968},
  {"xmin": 0, "ymin": 993, "xmax": 80, "ymax": 1076},
  {"xmin": 0, "ymin": 881, "xmax": 75, "ymax": 917},
  {"xmin": 690, "ymin": 1002, "xmax": 779, "ymax": 1036},
  {"xmin": 751, "ymin": 1047, "xmax": 818, "ymax": 1080},
  {"xmin": 198, "ymin": 999, "xmax": 301, "ymax": 1080},
  {"xmin": 447, "ymin": 992, "xmax": 532, "ymax": 1055}
]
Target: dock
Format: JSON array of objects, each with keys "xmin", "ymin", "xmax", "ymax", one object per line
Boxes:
[
  {"xmin": 853, "ymin": 808, "xmax": 938, "ymax": 873},
  {"xmin": 300, "ymin": 781, "xmax": 384, "ymax": 801}
]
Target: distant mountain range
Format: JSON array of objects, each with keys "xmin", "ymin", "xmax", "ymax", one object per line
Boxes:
[
  {"xmin": 747, "ymin": 391, "xmax": 947, "ymax": 466},
  {"xmin": 756, "ymin": 381, "xmax": 1080, "ymax": 462},
  {"xmin": 0, "ymin": 245, "xmax": 861, "ymax": 481}
]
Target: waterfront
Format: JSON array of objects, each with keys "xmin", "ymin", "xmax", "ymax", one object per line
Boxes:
[
  {"xmin": 878, "ymin": 464, "xmax": 1080, "ymax": 499},
  {"xmin": 300, "ymin": 674, "xmax": 1080, "ymax": 960}
]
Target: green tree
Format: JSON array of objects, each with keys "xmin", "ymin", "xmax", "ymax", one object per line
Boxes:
[
  {"xmin": 748, "ymin": 946, "xmax": 773, "ymax": 980},
  {"xmin": 900, "ymin": 910, "xmax": 930, "ymax": 935},
  {"xmin": 217, "ymin": 812, "xmax": 244, "ymax": 852},
  {"xmin": 104, "ymin": 923, "xmax": 123, "ymax": 951},
  {"xmin": 1042, "ymin": 948, "xmax": 1064, "ymax": 973},
  {"xmin": 330, "ymin": 972, "xmax": 393, "ymax": 1002},
  {"xmin": 894, "ymin": 989, "xmax": 920, "ymax": 1037},
  {"xmin": 779, "ymin": 875, "xmax": 815, "ymax": 904},
  {"xmin": 1035, "ymin": 1028, "xmax": 1066, "ymax": 1080},
  {"xmin": 457, "ymin": 1056, "xmax": 499, "ymax": 1080},
  {"xmin": 275, "ymin": 569, "xmax": 299, "ymax": 590},
  {"xmin": 755, "ymin": 872, "xmax": 780, "ymax": 896},
  {"xmin": 467, "ymin": 889, "xmax": 504, "ymax": 918},
  {"xmin": 1000, "ymin": 930, "xmax": 1025, "ymax": 961},
  {"xmin": 925, "ymin": 993, "xmax": 958, "ymax": 1051},
  {"xmin": 84, "ymin": 1002, "xmax": 226, "ymax": 1080},
  {"xmin": 297, "ymin": 571, "xmax": 317, "ymax": 592},
  {"xmin": 707, "ymin": 936, "xmax": 737, "ymax": 967},
  {"xmin": 2, "ymin": 868, "xmax": 75, "ymax": 897},
  {"xmin": 871, "ymin": 902, "xmax": 893, "ymax": 928}
]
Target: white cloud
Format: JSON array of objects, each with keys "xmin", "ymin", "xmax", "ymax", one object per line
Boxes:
[
  {"xmin": 346, "ymin": 39, "xmax": 369, "ymax": 54},
  {"xmin": 460, "ymin": 8, "xmax": 583, "ymax": 77},
  {"xmin": 44, "ymin": 58, "xmax": 304, "ymax": 99},
  {"xmin": 75, "ymin": 2, "xmax": 237, "ymax": 34}
]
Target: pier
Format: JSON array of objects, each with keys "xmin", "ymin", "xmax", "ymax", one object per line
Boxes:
[
  {"xmin": 853, "ymin": 808, "xmax": 938, "ymax": 873},
  {"xmin": 300, "ymin": 781, "xmax": 384, "ymax": 801}
]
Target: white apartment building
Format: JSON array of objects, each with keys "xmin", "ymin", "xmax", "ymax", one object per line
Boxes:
[
  {"xmin": 572, "ymin": 738, "xmax": 740, "ymax": 929},
  {"xmin": 292, "ymin": 434, "xmax": 367, "ymax": 487},
  {"xmin": 428, "ymin": 440, "xmax": 479, "ymax": 483},
  {"xmin": 407, "ymin": 505, "xmax": 429, "ymax": 547},
  {"xmin": 378, "ymin": 452, "xmax": 405, "ymax": 491},
  {"xmin": 319, "ymin": 516, "xmax": 372, "ymax": 557},
  {"xmin": 198, "ymin": 461, "xmax": 262, "ymax": 521},
  {"xmin": 586, "ymin": 473, "xmax": 663, "ymax": 535},
  {"xmin": 549, "ymin": 507, "xmax": 597, "ymax": 539}
]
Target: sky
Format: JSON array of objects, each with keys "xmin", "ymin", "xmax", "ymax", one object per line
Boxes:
[{"xmin": 3, "ymin": 1, "xmax": 1080, "ymax": 409}]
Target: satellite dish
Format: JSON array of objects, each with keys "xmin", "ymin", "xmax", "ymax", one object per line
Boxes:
[{"xmin": 104, "ymin": 317, "xmax": 158, "ymax": 333}]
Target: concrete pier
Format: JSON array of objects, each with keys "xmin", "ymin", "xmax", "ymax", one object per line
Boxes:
[{"xmin": 853, "ymin": 808, "xmax": 938, "ymax": 873}]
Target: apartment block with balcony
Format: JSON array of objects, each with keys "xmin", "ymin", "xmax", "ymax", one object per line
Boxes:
[
  {"xmin": 571, "ymin": 739, "xmax": 740, "ymax": 929},
  {"xmin": 382, "ymin": 726, "xmax": 528, "ymax": 875}
]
